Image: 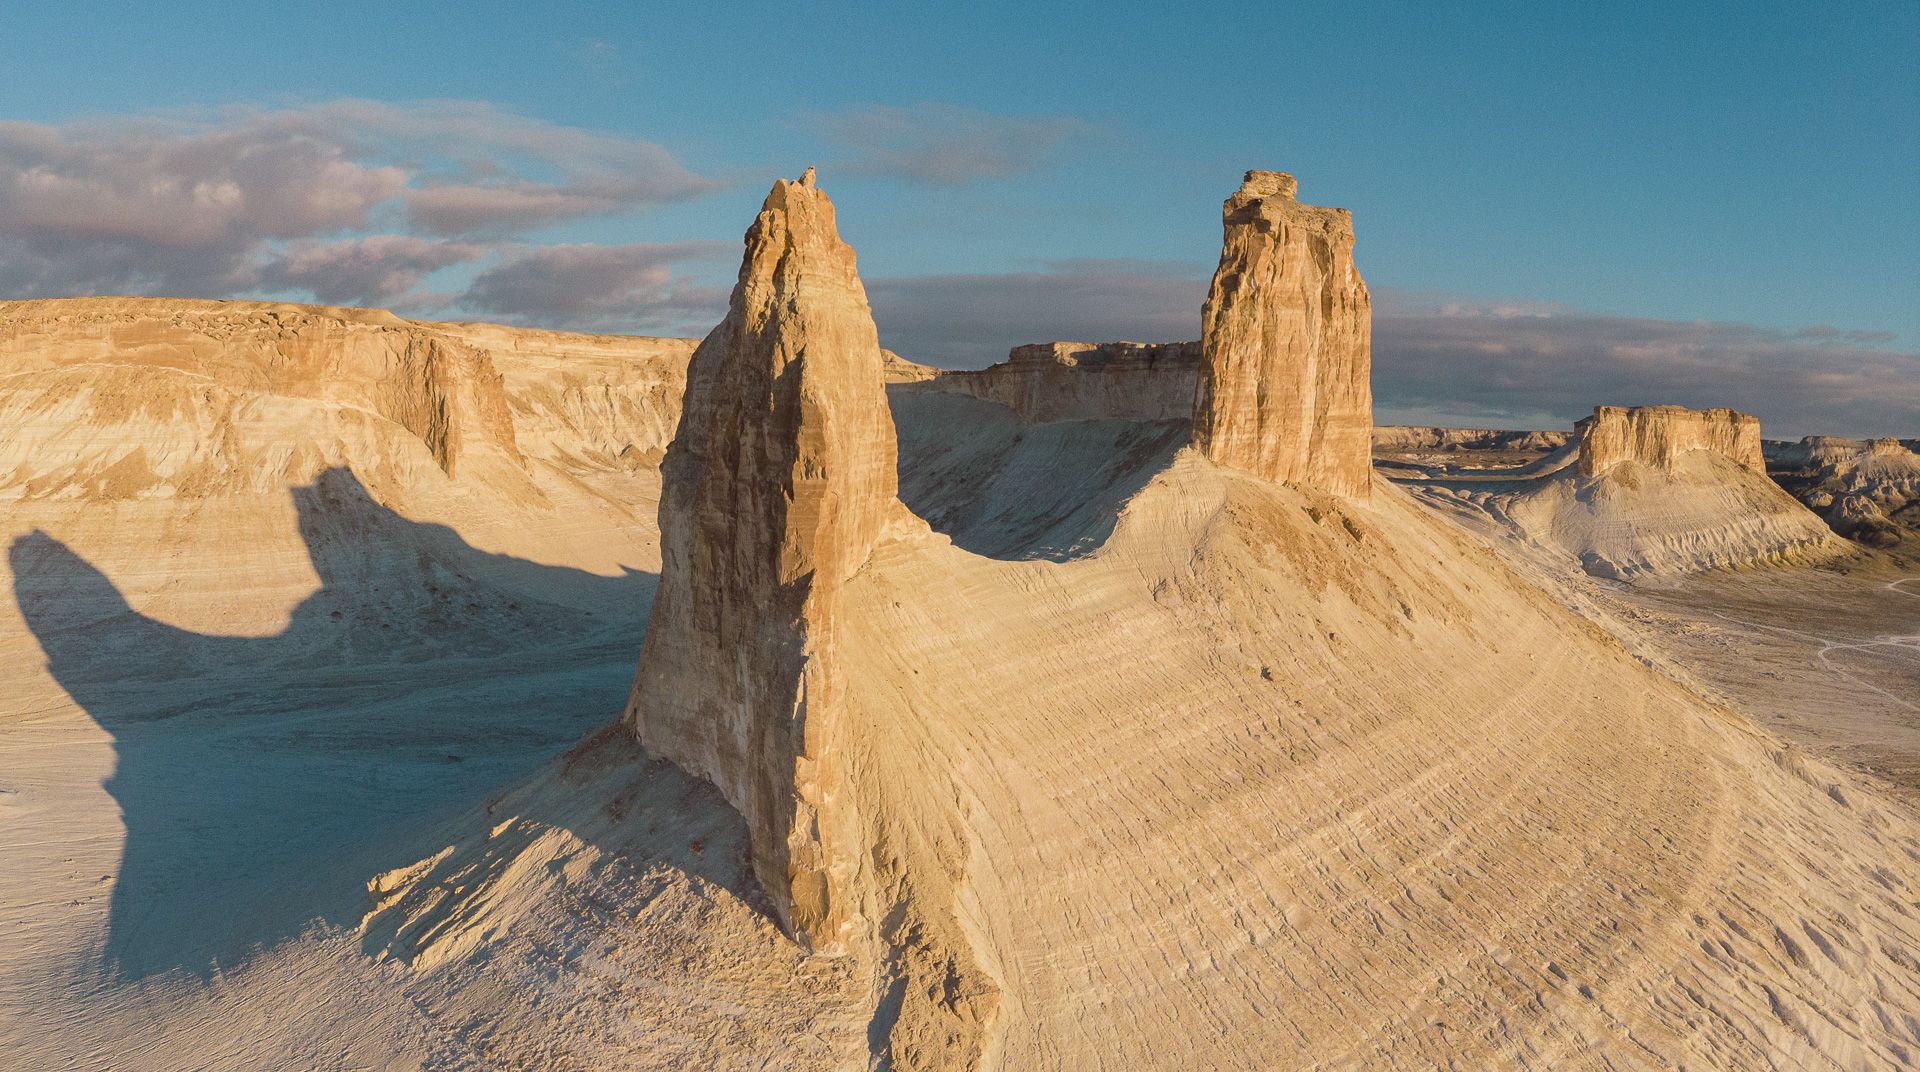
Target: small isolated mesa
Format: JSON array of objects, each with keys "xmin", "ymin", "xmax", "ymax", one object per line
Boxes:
[
  {"xmin": 0, "ymin": 166, "xmax": 1916, "ymax": 1072},
  {"xmin": 1575, "ymin": 404, "xmax": 1766, "ymax": 477}
]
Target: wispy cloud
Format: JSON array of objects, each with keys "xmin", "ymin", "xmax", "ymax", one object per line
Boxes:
[
  {"xmin": 457, "ymin": 241, "xmax": 732, "ymax": 334},
  {"xmin": 0, "ymin": 100, "xmax": 713, "ymax": 302},
  {"xmin": 251, "ymin": 236, "xmax": 492, "ymax": 308},
  {"xmin": 803, "ymin": 102, "xmax": 1082, "ymax": 185}
]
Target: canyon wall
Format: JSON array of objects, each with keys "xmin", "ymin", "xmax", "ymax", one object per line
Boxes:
[
  {"xmin": 1192, "ymin": 171, "xmax": 1373, "ymax": 497},
  {"xmin": 434, "ymin": 321, "xmax": 698, "ymax": 471},
  {"xmin": 1373, "ymin": 426, "xmax": 1570, "ymax": 453},
  {"xmin": 623, "ymin": 170, "xmax": 900, "ymax": 951},
  {"xmin": 910, "ymin": 340, "xmax": 1199, "ymax": 422},
  {"xmin": 1575, "ymin": 405, "xmax": 1765, "ymax": 478},
  {"xmin": 0, "ymin": 301, "xmax": 533, "ymax": 512}
]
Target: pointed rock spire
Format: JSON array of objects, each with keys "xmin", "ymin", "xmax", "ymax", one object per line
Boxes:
[
  {"xmin": 625, "ymin": 170, "xmax": 898, "ymax": 950},
  {"xmin": 1193, "ymin": 170, "xmax": 1373, "ymax": 497}
]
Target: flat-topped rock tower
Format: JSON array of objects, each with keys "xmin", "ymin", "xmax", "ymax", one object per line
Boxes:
[
  {"xmin": 624, "ymin": 168, "xmax": 898, "ymax": 951},
  {"xmin": 1576, "ymin": 404, "xmax": 1765, "ymax": 477},
  {"xmin": 1193, "ymin": 170, "xmax": 1373, "ymax": 497}
]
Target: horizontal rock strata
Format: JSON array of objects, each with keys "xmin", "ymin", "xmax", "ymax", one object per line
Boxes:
[
  {"xmin": 1576, "ymin": 405, "xmax": 1764, "ymax": 477},
  {"xmin": 910, "ymin": 340, "xmax": 1199, "ymax": 422},
  {"xmin": 1193, "ymin": 170, "xmax": 1373, "ymax": 497}
]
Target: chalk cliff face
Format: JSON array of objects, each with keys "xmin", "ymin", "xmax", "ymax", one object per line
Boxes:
[
  {"xmin": 624, "ymin": 170, "xmax": 900, "ymax": 951},
  {"xmin": 1193, "ymin": 170, "xmax": 1372, "ymax": 497},
  {"xmin": 0, "ymin": 298, "xmax": 527, "ymax": 484},
  {"xmin": 911, "ymin": 340, "xmax": 1199, "ymax": 423},
  {"xmin": 1576, "ymin": 405, "xmax": 1764, "ymax": 477},
  {"xmin": 431, "ymin": 321, "xmax": 697, "ymax": 471}
]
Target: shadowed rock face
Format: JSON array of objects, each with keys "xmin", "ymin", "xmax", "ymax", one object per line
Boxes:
[
  {"xmin": 624, "ymin": 169, "xmax": 898, "ymax": 951},
  {"xmin": 1193, "ymin": 170, "xmax": 1373, "ymax": 497},
  {"xmin": 1576, "ymin": 405, "xmax": 1765, "ymax": 477}
]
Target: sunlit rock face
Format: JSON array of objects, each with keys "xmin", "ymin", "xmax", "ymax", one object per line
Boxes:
[
  {"xmin": 1193, "ymin": 170, "xmax": 1373, "ymax": 497},
  {"xmin": 910, "ymin": 340, "xmax": 1201, "ymax": 423},
  {"xmin": 624, "ymin": 169, "xmax": 898, "ymax": 951},
  {"xmin": 0, "ymin": 297, "xmax": 526, "ymax": 485},
  {"xmin": 1575, "ymin": 405, "xmax": 1765, "ymax": 477}
]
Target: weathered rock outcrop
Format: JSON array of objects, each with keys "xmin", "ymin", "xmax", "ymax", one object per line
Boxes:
[
  {"xmin": 1772, "ymin": 436, "xmax": 1920, "ymax": 547},
  {"xmin": 0, "ymin": 298, "xmax": 525, "ymax": 483},
  {"xmin": 910, "ymin": 340, "xmax": 1199, "ymax": 423},
  {"xmin": 623, "ymin": 170, "xmax": 899, "ymax": 951},
  {"xmin": 881, "ymin": 348, "xmax": 940, "ymax": 384},
  {"xmin": 1575, "ymin": 405, "xmax": 1764, "ymax": 477},
  {"xmin": 1192, "ymin": 170, "xmax": 1372, "ymax": 497},
  {"xmin": 1372, "ymin": 426, "xmax": 1570, "ymax": 453},
  {"xmin": 1473, "ymin": 404, "xmax": 1843, "ymax": 577},
  {"xmin": 431, "ymin": 321, "xmax": 697, "ymax": 471}
]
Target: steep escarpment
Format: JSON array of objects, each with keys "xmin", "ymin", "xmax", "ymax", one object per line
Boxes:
[
  {"xmin": 432, "ymin": 321, "xmax": 697, "ymax": 472},
  {"xmin": 12, "ymin": 171, "xmax": 1920, "ymax": 1072},
  {"xmin": 1192, "ymin": 170, "xmax": 1372, "ymax": 497},
  {"xmin": 0, "ymin": 298, "xmax": 689, "ymax": 650},
  {"xmin": 1576, "ymin": 404, "xmax": 1765, "ymax": 477},
  {"xmin": 0, "ymin": 298, "xmax": 527, "ymax": 489},
  {"xmin": 908, "ymin": 340, "xmax": 1199, "ymax": 422}
]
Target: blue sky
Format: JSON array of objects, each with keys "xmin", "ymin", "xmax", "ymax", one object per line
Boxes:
[{"xmin": 2, "ymin": 1, "xmax": 1915, "ymax": 434}]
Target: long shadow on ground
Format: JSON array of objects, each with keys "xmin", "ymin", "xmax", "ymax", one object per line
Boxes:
[{"xmin": 9, "ymin": 467, "xmax": 667, "ymax": 982}]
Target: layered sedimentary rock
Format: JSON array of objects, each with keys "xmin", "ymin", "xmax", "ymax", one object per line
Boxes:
[
  {"xmin": 911, "ymin": 340, "xmax": 1199, "ymax": 423},
  {"xmin": 1773, "ymin": 436, "xmax": 1920, "ymax": 547},
  {"xmin": 432, "ymin": 321, "xmax": 697, "ymax": 471},
  {"xmin": 1372, "ymin": 426, "xmax": 1570, "ymax": 453},
  {"xmin": 1192, "ymin": 170, "xmax": 1372, "ymax": 497},
  {"xmin": 881, "ymin": 348, "xmax": 940, "ymax": 383},
  {"xmin": 0, "ymin": 298, "xmax": 526, "ymax": 484},
  {"xmin": 1575, "ymin": 404, "xmax": 1764, "ymax": 477},
  {"xmin": 624, "ymin": 170, "xmax": 899, "ymax": 950}
]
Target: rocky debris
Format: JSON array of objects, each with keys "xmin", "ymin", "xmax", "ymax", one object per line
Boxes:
[
  {"xmin": 624, "ymin": 171, "xmax": 902, "ymax": 952},
  {"xmin": 907, "ymin": 340, "xmax": 1200, "ymax": 423},
  {"xmin": 1575, "ymin": 405, "xmax": 1765, "ymax": 477},
  {"xmin": 1372, "ymin": 426, "xmax": 1570, "ymax": 453},
  {"xmin": 1193, "ymin": 170, "xmax": 1372, "ymax": 497},
  {"xmin": 1770, "ymin": 436, "xmax": 1920, "ymax": 548}
]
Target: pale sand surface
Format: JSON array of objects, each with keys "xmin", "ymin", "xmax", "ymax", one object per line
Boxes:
[{"xmin": 1, "ymin": 301, "xmax": 1917, "ymax": 1069}]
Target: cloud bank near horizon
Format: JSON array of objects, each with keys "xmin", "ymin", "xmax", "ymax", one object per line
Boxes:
[
  {"xmin": 0, "ymin": 99, "xmax": 724, "ymax": 331},
  {"xmin": 2, "ymin": 100, "xmax": 1911, "ymax": 438},
  {"xmin": 865, "ymin": 265, "xmax": 1918, "ymax": 439}
]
